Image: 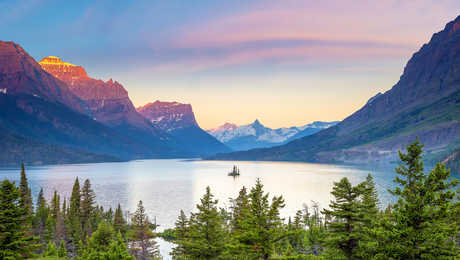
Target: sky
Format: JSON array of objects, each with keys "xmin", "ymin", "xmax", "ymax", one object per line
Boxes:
[{"xmin": 1, "ymin": 0, "xmax": 460, "ymax": 129}]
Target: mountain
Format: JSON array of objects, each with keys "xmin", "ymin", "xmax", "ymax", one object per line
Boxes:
[
  {"xmin": 0, "ymin": 41, "xmax": 184, "ymax": 165},
  {"xmin": 0, "ymin": 42, "xmax": 89, "ymax": 114},
  {"xmin": 137, "ymin": 101, "xmax": 231, "ymax": 156},
  {"xmin": 207, "ymin": 120, "xmax": 338, "ymax": 151},
  {"xmin": 39, "ymin": 56, "xmax": 159, "ymax": 133},
  {"xmin": 208, "ymin": 16, "xmax": 460, "ymax": 163}
]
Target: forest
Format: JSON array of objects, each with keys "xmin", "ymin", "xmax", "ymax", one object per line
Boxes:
[{"xmin": 0, "ymin": 141, "xmax": 458, "ymax": 259}]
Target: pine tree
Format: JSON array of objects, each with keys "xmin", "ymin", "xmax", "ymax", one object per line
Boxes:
[
  {"xmin": 361, "ymin": 174, "xmax": 379, "ymax": 224},
  {"xmin": 130, "ymin": 200, "xmax": 161, "ymax": 260},
  {"xmin": 44, "ymin": 216, "xmax": 55, "ymax": 243},
  {"xmin": 322, "ymin": 177, "xmax": 364, "ymax": 260},
  {"xmin": 229, "ymin": 186, "xmax": 250, "ymax": 234},
  {"xmin": 235, "ymin": 179, "xmax": 285, "ymax": 260},
  {"xmin": 19, "ymin": 163, "xmax": 33, "ymax": 216},
  {"xmin": 80, "ymin": 179, "xmax": 95, "ymax": 239},
  {"xmin": 171, "ymin": 209, "xmax": 189, "ymax": 258},
  {"xmin": 79, "ymin": 221, "xmax": 113, "ymax": 259},
  {"xmin": 107, "ymin": 232, "xmax": 135, "ymax": 260},
  {"xmin": 35, "ymin": 187, "xmax": 48, "ymax": 241},
  {"xmin": 50, "ymin": 190, "xmax": 60, "ymax": 220},
  {"xmin": 0, "ymin": 179, "xmax": 37, "ymax": 259},
  {"xmin": 183, "ymin": 187, "xmax": 226, "ymax": 259},
  {"xmin": 386, "ymin": 140, "xmax": 459, "ymax": 259},
  {"xmin": 357, "ymin": 174, "xmax": 380, "ymax": 258},
  {"xmin": 68, "ymin": 177, "xmax": 82, "ymax": 249},
  {"xmin": 105, "ymin": 207, "xmax": 114, "ymax": 224},
  {"xmin": 113, "ymin": 203, "xmax": 127, "ymax": 236}
]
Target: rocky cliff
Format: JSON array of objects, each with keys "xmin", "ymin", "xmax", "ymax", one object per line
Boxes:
[
  {"xmin": 0, "ymin": 42, "xmax": 186, "ymax": 165},
  {"xmin": 137, "ymin": 101, "xmax": 231, "ymax": 155},
  {"xmin": 0, "ymin": 41, "xmax": 89, "ymax": 114},
  {"xmin": 137, "ymin": 101, "xmax": 198, "ymax": 132},
  {"xmin": 39, "ymin": 56, "xmax": 157, "ymax": 132}
]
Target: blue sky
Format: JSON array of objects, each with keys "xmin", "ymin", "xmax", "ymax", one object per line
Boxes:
[{"xmin": 2, "ymin": 0, "xmax": 459, "ymax": 128}]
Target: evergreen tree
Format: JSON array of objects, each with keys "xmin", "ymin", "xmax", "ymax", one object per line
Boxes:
[
  {"xmin": 19, "ymin": 163, "xmax": 33, "ymax": 216},
  {"xmin": 361, "ymin": 174, "xmax": 379, "ymax": 224},
  {"xmin": 386, "ymin": 140, "xmax": 459, "ymax": 259},
  {"xmin": 171, "ymin": 209, "xmax": 189, "ymax": 259},
  {"xmin": 62, "ymin": 197, "xmax": 67, "ymax": 220},
  {"xmin": 68, "ymin": 177, "xmax": 82, "ymax": 249},
  {"xmin": 184, "ymin": 187, "xmax": 226, "ymax": 259},
  {"xmin": 107, "ymin": 232, "xmax": 135, "ymax": 260},
  {"xmin": 44, "ymin": 216, "xmax": 55, "ymax": 243},
  {"xmin": 235, "ymin": 179, "xmax": 286, "ymax": 260},
  {"xmin": 0, "ymin": 179, "xmax": 37, "ymax": 259},
  {"xmin": 229, "ymin": 186, "xmax": 250, "ymax": 234},
  {"xmin": 51, "ymin": 190, "xmax": 60, "ymax": 220},
  {"xmin": 322, "ymin": 177, "xmax": 364, "ymax": 260},
  {"xmin": 105, "ymin": 207, "xmax": 114, "ymax": 224},
  {"xmin": 35, "ymin": 187, "xmax": 48, "ymax": 241},
  {"xmin": 77, "ymin": 226, "xmax": 134, "ymax": 259},
  {"xmin": 130, "ymin": 200, "xmax": 161, "ymax": 260},
  {"xmin": 113, "ymin": 203, "xmax": 127, "ymax": 236},
  {"xmin": 81, "ymin": 179, "xmax": 96, "ymax": 239},
  {"xmin": 357, "ymin": 174, "xmax": 380, "ymax": 258}
]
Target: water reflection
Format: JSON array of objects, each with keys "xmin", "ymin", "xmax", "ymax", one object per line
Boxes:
[{"xmin": 0, "ymin": 159, "xmax": 403, "ymax": 259}]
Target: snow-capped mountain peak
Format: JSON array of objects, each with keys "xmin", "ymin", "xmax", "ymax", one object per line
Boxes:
[{"xmin": 207, "ymin": 120, "xmax": 339, "ymax": 151}]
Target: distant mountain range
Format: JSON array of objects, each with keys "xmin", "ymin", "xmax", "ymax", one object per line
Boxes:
[
  {"xmin": 207, "ymin": 120, "xmax": 338, "ymax": 151},
  {"xmin": 0, "ymin": 42, "xmax": 229, "ymax": 165},
  {"xmin": 208, "ymin": 15, "xmax": 460, "ymax": 164}
]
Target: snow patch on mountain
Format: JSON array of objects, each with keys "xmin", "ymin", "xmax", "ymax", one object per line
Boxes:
[{"xmin": 207, "ymin": 120, "xmax": 339, "ymax": 150}]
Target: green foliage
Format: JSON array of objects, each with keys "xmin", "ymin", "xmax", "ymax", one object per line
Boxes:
[
  {"xmin": 176, "ymin": 187, "xmax": 226, "ymax": 259},
  {"xmin": 3, "ymin": 141, "xmax": 460, "ymax": 259},
  {"xmin": 129, "ymin": 200, "xmax": 161, "ymax": 259},
  {"xmin": 44, "ymin": 241, "xmax": 57, "ymax": 257},
  {"xmin": 113, "ymin": 203, "xmax": 127, "ymax": 236},
  {"xmin": 80, "ymin": 179, "xmax": 95, "ymax": 239},
  {"xmin": 19, "ymin": 163, "xmax": 33, "ymax": 216},
  {"xmin": 68, "ymin": 177, "xmax": 82, "ymax": 248},
  {"xmin": 384, "ymin": 140, "xmax": 460, "ymax": 259},
  {"xmin": 0, "ymin": 179, "xmax": 37, "ymax": 259},
  {"xmin": 79, "ymin": 222, "xmax": 134, "ymax": 260},
  {"xmin": 170, "ymin": 210, "xmax": 189, "ymax": 258},
  {"xmin": 57, "ymin": 241, "xmax": 67, "ymax": 258},
  {"xmin": 321, "ymin": 178, "xmax": 364, "ymax": 260},
  {"xmin": 234, "ymin": 179, "xmax": 286, "ymax": 259},
  {"xmin": 157, "ymin": 228, "xmax": 176, "ymax": 242}
]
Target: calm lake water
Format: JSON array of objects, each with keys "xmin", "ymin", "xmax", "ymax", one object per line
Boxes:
[{"xmin": 0, "ymin": 159, "xmax": 422, "ymax": 258}]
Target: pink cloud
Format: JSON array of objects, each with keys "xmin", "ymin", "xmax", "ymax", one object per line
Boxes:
[{"xmin": 145, "ymin": 0, "xmax": 460, "ymax": 73}]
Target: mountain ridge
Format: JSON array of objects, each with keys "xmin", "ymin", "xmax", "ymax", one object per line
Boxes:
[
  {"xmin": 207, "ymin": 15, "xmax": 460, "ymax": 163},
  {"xmin": 207, "ymin": 119, "xmax": 338, "ymax": 151}
]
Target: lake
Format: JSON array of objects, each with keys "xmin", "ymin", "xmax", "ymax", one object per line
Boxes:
[{"xmin": 0, "ymin": 159, "xmax": 404, "ymax": 258}]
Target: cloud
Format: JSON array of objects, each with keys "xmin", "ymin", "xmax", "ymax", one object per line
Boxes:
[{"xmin": 144, "ymin": 0, "xmax": 459, "ymax": 73}]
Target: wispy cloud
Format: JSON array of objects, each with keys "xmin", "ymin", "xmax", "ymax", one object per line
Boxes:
[{"xmin": 146, "ymin": 0, "xmax": 458, "ymax": 73}]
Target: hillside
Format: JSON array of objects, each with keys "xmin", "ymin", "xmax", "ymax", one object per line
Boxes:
[{"xmin": 208, "ymin": 15, "xmax": 460, "ymax": 163}]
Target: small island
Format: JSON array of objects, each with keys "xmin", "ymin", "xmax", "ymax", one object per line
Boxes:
[{"xmin": 228, "ymin": 165, "xmax": 241, "ymax": 177}]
